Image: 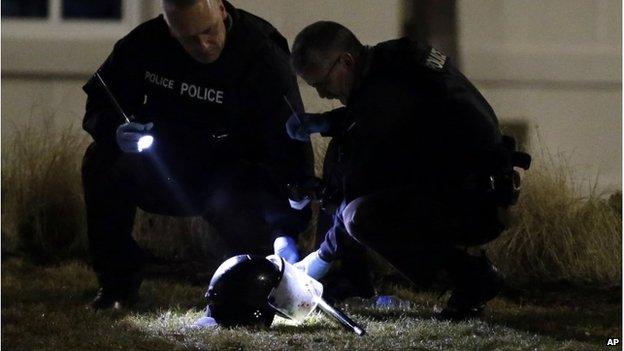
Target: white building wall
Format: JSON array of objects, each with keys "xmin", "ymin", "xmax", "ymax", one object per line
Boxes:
[
  {"xmin": 226, "ymin": 0, "xmax": 402, "ymax": 114},
  {"xmin": 2, "ymin": 0, "xmax": 621, "ymax": 192},
  {"xmin": 457, "ymin": 0, "xmax": 621, "ymax": 192}
]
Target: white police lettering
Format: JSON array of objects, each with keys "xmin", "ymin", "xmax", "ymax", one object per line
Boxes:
[
  {"xmin": 144, "ymin": 71, "xmax": 175, "ymax": 90},
  {"xmin": 424, "ymin": 48, "xmax": 447, "ymax": 71},
  {"xmin": 180, "ymin": 82, "xmax": 224, "ymax": 104},
  {"xmin": 143, "ymin": 70, "xmax": 225, "ymax": 104}
]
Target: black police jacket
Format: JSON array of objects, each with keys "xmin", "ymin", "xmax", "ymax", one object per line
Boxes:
[
  {"xmin": 82, "ymin": 1, "xmax": 314, "ymax": 192},
  {"xmin": 321, "ymin": 38, "xmax": 502, "ymax": 203},
  {"xmin": 317, "ymin": 38, "xmax": 504, "ymax": 261}
]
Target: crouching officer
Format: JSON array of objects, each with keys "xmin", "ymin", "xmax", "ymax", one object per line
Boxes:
[
  {"xmin": 287, "ymin": 21, "xmax": 530, "ymax": 320},
  {"xmin": 81, "ymin": 0, "xmax": 314, "ymax": 309}
]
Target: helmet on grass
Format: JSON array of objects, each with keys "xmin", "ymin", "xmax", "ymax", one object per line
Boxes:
[{"xmin": 206, "ymin": 254, "xmax": 283, "ymax": 328}]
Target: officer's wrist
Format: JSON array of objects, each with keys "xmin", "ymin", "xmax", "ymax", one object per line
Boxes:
[{"xmin": 316, "ymin": 249, "xmax": 333, "ymax": 263}]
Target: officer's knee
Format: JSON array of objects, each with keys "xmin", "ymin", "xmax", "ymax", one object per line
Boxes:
[
  {"xmin": 82, "ymin": 142, "xmax": 99, "ymax": 175},
  {"xmin": 342, "ymin": 196, "xmax": 377, "ymax": 241},
  {"xmin": 82, "ymin": 142, "xmax": 118, "ymax": 177},
  {"xmin": 82, "ymin": 143, "xmax": 107, "ymax": 188}
]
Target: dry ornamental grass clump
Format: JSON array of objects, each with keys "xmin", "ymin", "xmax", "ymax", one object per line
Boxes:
[
  {"xmin": 486, "ymin": 146, "xmax": 621, "ymax": 286},
  {"xmin": 2, "ymin": 118, "xmax": 89, "ymax": 262},
  {"xmin": 0, "ymin": 118, "xmax": 225, "ymax": 266}
]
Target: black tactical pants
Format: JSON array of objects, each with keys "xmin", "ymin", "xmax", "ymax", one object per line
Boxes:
[
  {"xmin": 315, "ymin": 209, "xmax": 375, "ymax": 300},
  {"xmin": 339, "ymin": 186, "xmax": 506, "ymax": 288},
  {"xmin": 82, "ymin": 142, "xmax": 309, "ymax": 293}
]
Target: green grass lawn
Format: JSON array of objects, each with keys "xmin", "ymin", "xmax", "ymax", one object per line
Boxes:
[{"xmin": 2, "ymin": 258, "xmax": 620, "ymax": 351}]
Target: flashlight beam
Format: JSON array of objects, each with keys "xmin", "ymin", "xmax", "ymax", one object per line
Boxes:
[{"xmin": 95, "ymin": 72, "xmax": 131, "ymax": 124}]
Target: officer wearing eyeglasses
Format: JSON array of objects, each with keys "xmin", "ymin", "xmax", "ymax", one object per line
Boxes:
[{"xmin": 287, "ymin": 21, "xmax": 530, "ymax": 320}]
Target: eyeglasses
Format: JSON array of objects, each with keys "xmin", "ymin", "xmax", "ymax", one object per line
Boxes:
[{"xmin": 310, "ymin": 56, "xmax": 340, "ymax": 90}]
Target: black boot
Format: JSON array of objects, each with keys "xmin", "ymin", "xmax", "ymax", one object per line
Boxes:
[
  {"xmin": 435, "ymin": 251, "xmax": 503, "ymax": 321},
  {"xmin": 90, "ymin": 287, "xmax": 139, "ymax": 310},
  {"xmin": 90, "ymin": 270, "xmax": 143, "ymax": 310}
]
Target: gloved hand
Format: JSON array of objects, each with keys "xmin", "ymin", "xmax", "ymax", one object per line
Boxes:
[
  {"xmin": 285, "ymin": 112, "xmax": 330, "ymax": 141},
  {"xmin": 374, "ymin": 295, "xmax": 411, "ymax": 309},
  {"xmin": 193, "ymin": 315, "xmax": 217, "ymax": 328},
  {"xmin": 273, "ymin": 236, "xmax": 300, "ymax": 264},
  {"xmin": 289, "ymin": 198, "xmax": 311, "ymax": 210},
  {"xmin": 294, "ymin": 250, "xmax": 332, "ymax": 280},
  {"xmin": 287, "ymin": 178, "xmax": 322, "ymax": 210},
  {"xmin": 116, "ymin": 121, "xmax": 154, "ymax": 153},
  {"xmin": 192, "ymin": 306, "xmax": 218, "ymax": 329}
]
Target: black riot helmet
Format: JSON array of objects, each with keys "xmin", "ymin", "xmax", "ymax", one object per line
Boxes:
[{"xmin": 206, "ymin": 254, "xmax": 284, "ymax": 328}]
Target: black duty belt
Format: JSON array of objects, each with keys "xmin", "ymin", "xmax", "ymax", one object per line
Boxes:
[{"xmin": 486, "ymin": 135, "xmax": 532, "ymax": 207}]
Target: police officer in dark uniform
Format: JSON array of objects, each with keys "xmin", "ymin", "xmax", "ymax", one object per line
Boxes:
[
  {"xmin": 82, "ymin": 0, "xmax": 314, "ymax": 309},
  {"xmin": 288, "ymin": 21, "xmax": 530, "ymax": 320}
]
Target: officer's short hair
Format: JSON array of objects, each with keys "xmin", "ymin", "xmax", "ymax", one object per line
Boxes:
[
  {"xmin": 292, "ymin": 21, "xmax": 363, "ymax": 72},
  {"xmin": 163, "ymin": 0, "xmax": 213, "ymax": 8}
]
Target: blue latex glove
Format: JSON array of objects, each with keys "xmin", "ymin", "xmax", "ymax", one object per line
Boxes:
[
  {"xmin": 294, "ymin": 250, "xmax": 332, "ymax": 280},
  {"xmin": 286, "ymin": 178, "xmax": 322, "ymax": 210},
  {"xmin": 374, "ymin": 295, "xmax": 411, "ymax": 309},
  {"xmin": 273, "ymin": 236, "xmax": 300, "ymax": 264},
  {"xmin": 285, "ymin": 112, "xmax": 330, "ymax": 141},
  {"xmin": 193, "ymin": 315, "xmax": 217, "ymax": 329},
  {"xmin": 289, "ymin": 198, "xmax": 311, "ymax": 210},
  {"xmin": 116, "ymin": 121, "xmax": 154, "ymax": 153},
  {"xmin": 192, "ymin": 306, "xmax": 218, "ymax": 329}
]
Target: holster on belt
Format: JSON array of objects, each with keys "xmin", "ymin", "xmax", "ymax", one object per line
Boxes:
[{"xmin": 484, "ymin": 135, "xmax": 532, "ymax": 207}]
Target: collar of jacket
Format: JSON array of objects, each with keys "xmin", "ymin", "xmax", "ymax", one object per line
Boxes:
[
  {"xmin": 223, "ymin": 0, "xmax": 238, "ymax": 31},
  {"xmin": 346, "ymin": 45, "xmax": 374, "ymax": 106}
]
